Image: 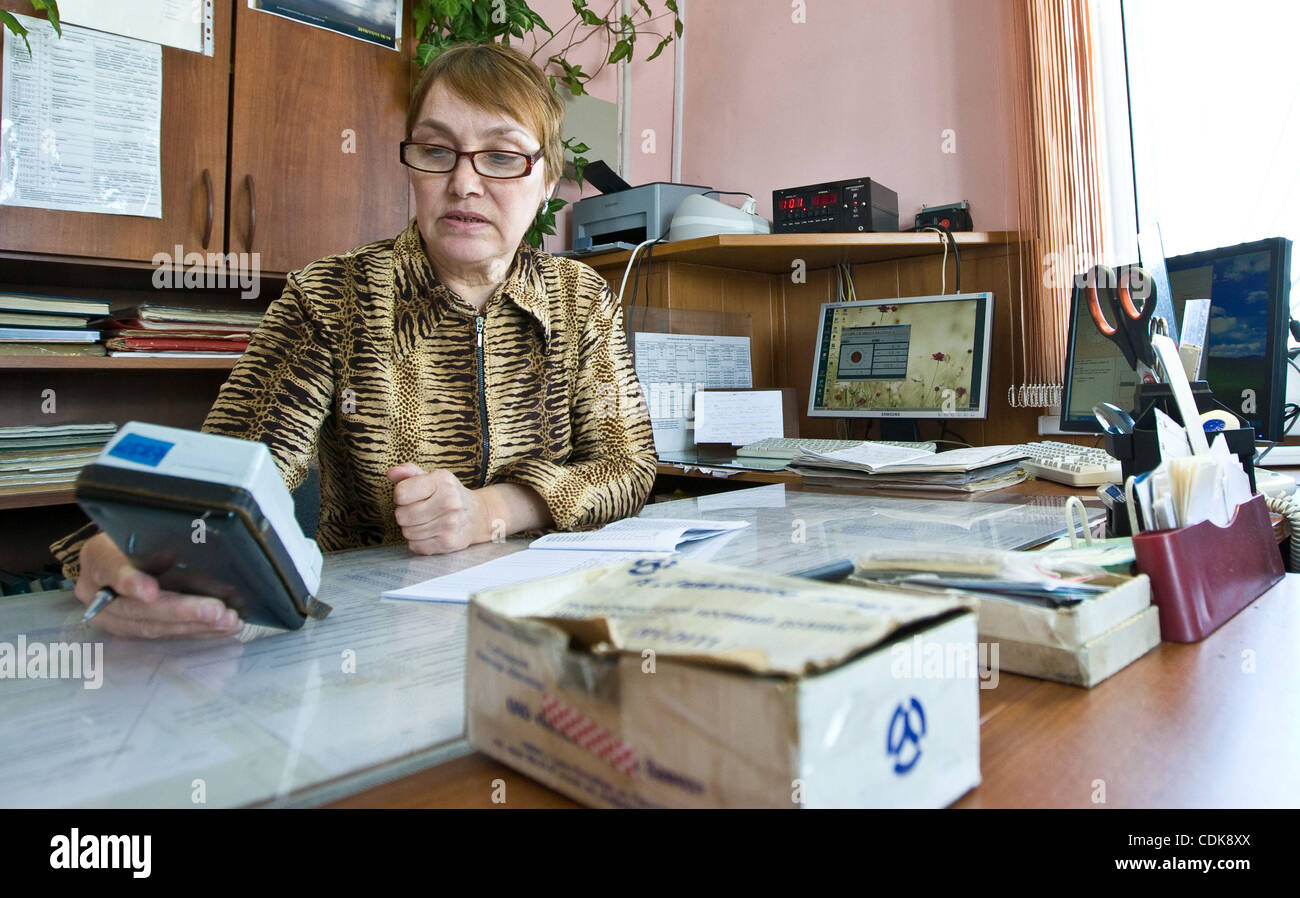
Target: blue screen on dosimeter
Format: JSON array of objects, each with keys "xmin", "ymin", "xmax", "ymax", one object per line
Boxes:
[{"xmin": 107, "ymin": 433, "xmax": 175, "ymax": 467}]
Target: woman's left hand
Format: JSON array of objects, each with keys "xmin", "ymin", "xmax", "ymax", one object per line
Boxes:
[{"xmin": 386, "ymin": 463, "xmax": 491, "ymax": 554}]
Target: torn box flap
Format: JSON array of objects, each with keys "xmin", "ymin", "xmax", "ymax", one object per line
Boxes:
[{"xmin": 470, "ymin": 558, "xmax": 972, "ymax": 677}]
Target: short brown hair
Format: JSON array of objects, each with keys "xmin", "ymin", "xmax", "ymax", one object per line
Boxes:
[{"xmin": 407, "ymin": 43, "xmax": 564, "ymax": 187}]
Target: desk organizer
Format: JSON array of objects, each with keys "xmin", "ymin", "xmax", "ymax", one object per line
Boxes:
[
  {"xmin": 1104, "ymin": 381, "xmax": 1256, "ymax": 537},
  {"xmin": 1131, "ymin": 494, "xmax": 1282, "ymax": 642}
]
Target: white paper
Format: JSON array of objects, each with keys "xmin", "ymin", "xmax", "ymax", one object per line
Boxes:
[
  {"xmin": 1154, "ymin": 408, "xmax": 1192, "ymax": 461},
  {"xmin": 634, "ymin": 333, "xmax": 752, "ymax": 454},
  {"xmin": 57, "ymin": 0, "xmax": 206, "ymax": 54},
  {"xmin": 1, "ymin": 16, "xmax": 162, "ymax": 217},
  {"xmin": 530, "ymin": 517, "xmax": 750, "ymax": 552},
  {"xmin": 382, "ymin": 549, "xmax": 663, "ymax": 604},
  {"xmin": 694, "ymin": 390, "xmax": 785, "ymax": 446}
]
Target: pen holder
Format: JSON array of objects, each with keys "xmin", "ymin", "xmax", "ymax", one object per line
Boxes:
[
  {"xmin": 1131, "ymin": 494, "xmax": 1282, "ymax": 642},
  {"xmin": 1104, "ymin": 383, "xmax": 1256, "ymax": 537}
]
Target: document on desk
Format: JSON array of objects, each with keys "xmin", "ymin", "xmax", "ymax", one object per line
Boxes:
[
  {"xmin": 382, "ymin": 549, "xmax": 662, "ymax": 604},
  {"xmin": 794, "ymin": 443, "xmax": 1027, "ymax": 474},
  {"xmin": 0, "ymin": 563, "xmax": 472, "ymax": 808},
  {"xmin": 530, "ymin": 517, "xmax": 750, "ymax": 552},
  {"xmin": 693, "ymin": 390, "xmax": 784, "ymax": 445}
]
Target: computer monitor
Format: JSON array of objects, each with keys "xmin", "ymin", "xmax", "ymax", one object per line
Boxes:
[
  {"xmin": 807, "ymin": 293, "xmax": 994, "ymax": 420},
  {"xmin": 1167, "ymin": 237, "xmax": 1293, "ymax": 441},
  {"xmin": 1059, "ymin": 237, "xmax": 1293, "ymax": 439}
]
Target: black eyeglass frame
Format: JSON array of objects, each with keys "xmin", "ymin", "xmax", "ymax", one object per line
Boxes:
[{"xmin": 399, "ymin": 141, "xmax": 544, "ymax": 179}]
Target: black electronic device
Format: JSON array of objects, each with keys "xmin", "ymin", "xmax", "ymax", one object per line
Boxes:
[
  {"xmin": 914, "ymin": 201, "xmax": 973, "ymax": 232},
  {"xmin": 773, "ymin": 177, "xmax": 898, "ymax": 234}
]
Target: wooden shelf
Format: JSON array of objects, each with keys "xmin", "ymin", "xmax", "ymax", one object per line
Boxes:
[
  {"xmin": 0, "ymin": 356, "xmax": 240, "ymax": 370},
  {"xmin": 0, "ymin": 484, "xmax": 76, "ymax": 511},
  {"xmin": 582, "ymin": 231, "xmax": 1018, "ymax": 274}
]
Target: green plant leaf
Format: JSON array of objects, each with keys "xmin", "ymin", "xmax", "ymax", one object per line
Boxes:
[
  {"xmin": 571, "ymin": 156, "xmax": 588, "ymax": 187},
  {"xmin": 608, "ymin": 39, "xmax": 631, "ymax": 65},
  {"xmin": 636, "ymin": 0, "xmax": 652, "ymax": 16},
  {"xmin": 0, "ymin": 11, "xmax": 31, "ymax": 54},
  {"xmin": 413, "ymin": 0, "xmax": 433, "ymax": 41},
  {"xmin": 30, "ymin": 0, "xmax": 60, "ymax": 36},
  {"xmin": 646, "ymin": 33, "xmax": 672, "ymax": 62},
  {"xmin": 564, "ymin": 140, "xmax": 589, "ymax": 154}
]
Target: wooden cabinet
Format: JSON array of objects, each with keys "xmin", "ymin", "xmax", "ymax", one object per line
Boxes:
[
  {"xmin": 227, "ymin": 3, "xmax": 412, "ymax": 273},
  {"xmin": 0, "ymin": 0, "xmax": 411, "ymax": 272},
  {"xmin": 0, "ymin": 0, "xmax": 231, "ymax": 262}
]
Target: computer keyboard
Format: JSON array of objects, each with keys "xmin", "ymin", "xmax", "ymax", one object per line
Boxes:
[
  {"xmin": 735, "ymin": 437, "xmax": 938, "ymax": 461},
  {"xmin": 1014, "ymin": 440, "xmax": 1122, "ymax": 487}
]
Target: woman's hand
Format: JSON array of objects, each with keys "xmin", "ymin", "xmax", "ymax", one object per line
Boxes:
[
  {"xmin": 74, "ymin": 533, "xmax": 243, "ymax": 639},
  {"xmin": 387, "ymin": 464, "xmax": 492, "ymax": 554}
]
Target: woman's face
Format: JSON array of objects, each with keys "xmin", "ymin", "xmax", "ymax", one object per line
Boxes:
[{"xmin": 408, "ymin": 83, "xmax": 555, "ymax": 278}]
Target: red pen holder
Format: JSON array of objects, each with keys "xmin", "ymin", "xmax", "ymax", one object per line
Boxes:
[{"xmin": 1131, "ymin": 494, "xmax": 1283, "ymax": 642}]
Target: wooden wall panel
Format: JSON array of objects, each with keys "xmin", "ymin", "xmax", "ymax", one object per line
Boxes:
[{"xmin": 594, "ymin": 238, "xmax": 1057, "ymax": 448}]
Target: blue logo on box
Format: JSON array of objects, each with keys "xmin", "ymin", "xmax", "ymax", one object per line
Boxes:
[
  {"xmin": 108, "ymin": 433, "xmax": 174, "ymax": 468},
  {"xmin": 886, "ymin": 697, "xmax": 926, "ymax": 775}
]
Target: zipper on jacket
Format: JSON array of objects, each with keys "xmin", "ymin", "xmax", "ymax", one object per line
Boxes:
[{"xmin": 475, "ymin": 315, "xmax": 489, "ymax": 487}]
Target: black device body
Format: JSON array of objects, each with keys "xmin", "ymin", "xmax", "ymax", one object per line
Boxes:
[
  {"xmin": 1102, "ymin": 382, "xmax": 1256, "ymax": 537},
  {"xmin": 914, "ymin": 201, "xmax": 973, "ymax": 232},
  {"xmin": 75, "ymin": 464, "xmax": 326, "ymax": 630},
  {"xmin": 773, "ymin": 177, "xmax": 899, "ymax": 234}
]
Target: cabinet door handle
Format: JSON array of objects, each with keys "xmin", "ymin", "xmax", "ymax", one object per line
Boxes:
[
  {"xmin": 245, "ymin": 174, "xmax": 256, "ymax": 252},
  {"xmin": 201, "ymin": 168, "xmax": 214, "ymax": 249}
]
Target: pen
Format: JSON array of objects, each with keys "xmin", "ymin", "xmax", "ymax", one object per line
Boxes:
[{"xmin": 82, "ymin": 587, "xmax": 119, "ymax": 623}]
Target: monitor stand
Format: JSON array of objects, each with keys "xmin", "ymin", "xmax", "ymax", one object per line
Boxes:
[{"xmin": 877, "ymin": 419, "xmax": 921, "ymax": 442}]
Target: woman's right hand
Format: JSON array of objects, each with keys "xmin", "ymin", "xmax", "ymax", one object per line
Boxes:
[{"xmin": 74, "ymin": 532, "xmax": 244, "ymax": 639}]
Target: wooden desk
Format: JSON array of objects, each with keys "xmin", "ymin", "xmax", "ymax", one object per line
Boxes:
[
  {"xmin": 329, "ymin": 574, "xmax": 1300, "ymax": 809},
  {"xmin": 325, "ymin": 480, "xmax": 1298, "ymax": 809}
]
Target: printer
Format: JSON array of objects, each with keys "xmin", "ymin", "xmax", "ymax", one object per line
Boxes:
[{"xmin": 570, "ymin": 181, "xmax": 713, "ymax": 250}]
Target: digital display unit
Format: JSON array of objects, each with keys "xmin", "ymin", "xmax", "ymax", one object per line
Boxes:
[
  {"xmin": 808, "ymin": 293, "xmax": 993, "ymax": 419},
  {"xmin": 1060, "ymin": 237, "xmax": 1293, "ymax": 438}
]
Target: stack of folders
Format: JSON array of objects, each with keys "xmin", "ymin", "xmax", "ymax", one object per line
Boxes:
[
  {"xmin": 789, "ymin": 443, "xmax": 1031, "ymax": 492},
  {"xmin": 849, "ymin": 543, "xmax": 1159, "ymax": 687},
  {"xmin": 93, "ymin": 304, "xmax": 264, "ymax": 358},
  {"xmin": 0, "ymin": 423, "xmax": 118, "ymax": 496},
  {"xmin": 0, "ymin": 292, "xmax": 111, "ymax": 356}
]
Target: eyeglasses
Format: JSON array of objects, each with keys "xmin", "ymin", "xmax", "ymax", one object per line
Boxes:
[{"xmin": 399, "ymin": 141, "xmax": 543, "ymax": 179}]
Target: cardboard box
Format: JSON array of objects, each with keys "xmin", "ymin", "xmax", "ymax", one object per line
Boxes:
[{"xmin": 466, "ymin": 558, "xmax": 981, "ymax": 808}]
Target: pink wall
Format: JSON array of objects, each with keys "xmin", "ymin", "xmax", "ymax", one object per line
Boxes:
[
  {"xmin": 522, "ymin": 0, "xmax": 1021, "ymax": 248},
  {"xmin": 522, "ymin": 0, "xmax": 677, "ymax": 251},
  {"xmin": 681, "ymin": 0, "xmax": 1021, "ymax": 230}
]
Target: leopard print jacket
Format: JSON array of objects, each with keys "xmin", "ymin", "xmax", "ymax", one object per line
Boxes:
[{"xmin": 51, "ymin": 220, "xmax": 657, "ymax": 577}]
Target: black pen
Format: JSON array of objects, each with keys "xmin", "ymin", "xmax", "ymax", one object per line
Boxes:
[{"xmin": 82, "ymin": 587, "xmax": 119, "ymax": 623}]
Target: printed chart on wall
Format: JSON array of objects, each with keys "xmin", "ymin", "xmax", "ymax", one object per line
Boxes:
[
  {"xmin": 0, "ymin": 15, "xmax": 162, "ymax": 217},
  {"xmin": 248, "ymin": 1, "xmax": 402, "ymax": 50},
  {"xmin": 633, "ymin": 333, "xmax": 752, "ymax": 453}
]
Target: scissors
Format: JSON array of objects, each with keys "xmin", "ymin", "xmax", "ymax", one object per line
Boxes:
[{"xmin": 1084, "ymin": 263, "xmax": 1163, "ymax": 383}]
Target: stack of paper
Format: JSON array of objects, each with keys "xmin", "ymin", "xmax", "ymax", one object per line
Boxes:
[
  {"xmin": 0, "ymin": 424, "xmax": 117, "ymax": 493},
  {"xmin": 790, "ymin": 444, "xmax": 1031, "ymax": 492},
  {"xmin": 0, "ymin": 292, "xmax": 109, "ymax": 353},
  {"xmin": 94, "ymin": 304, "xmax": 262, "ymax": 358},
  {"xmin": 849, "ymin": 543, "xmax": 1159, "ymax": 687},
  {"xmin": 383, "ymin": 518, "xmax": 750, "ymax": 604}
]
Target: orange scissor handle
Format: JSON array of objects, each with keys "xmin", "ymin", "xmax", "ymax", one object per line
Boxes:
[{"xmin": 1085, "ymin": 265, "xmax": 1118, "ymax": 336}]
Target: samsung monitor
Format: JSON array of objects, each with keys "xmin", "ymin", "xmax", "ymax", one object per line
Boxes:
[
  {"xmin": 807, "ymin": 293, "xmax": 994, "ymax": 419},
  {"xmin": 1060, "ymin": 237, "xmax": 1293, "ymax": 438}
]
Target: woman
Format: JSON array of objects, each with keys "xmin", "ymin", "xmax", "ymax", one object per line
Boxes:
[{"xmin": 52, "ymin": 43, "xmax": 657, "ymax": 639}]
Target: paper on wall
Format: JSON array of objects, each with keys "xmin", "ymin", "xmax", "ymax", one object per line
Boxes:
[
  {"xmin": 1, "ymin": 15, "xmax": 162, "ymax": 217},
  {"xmin": 56, "ymin": 0, "xmax": 208, "ymax": 55}
]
